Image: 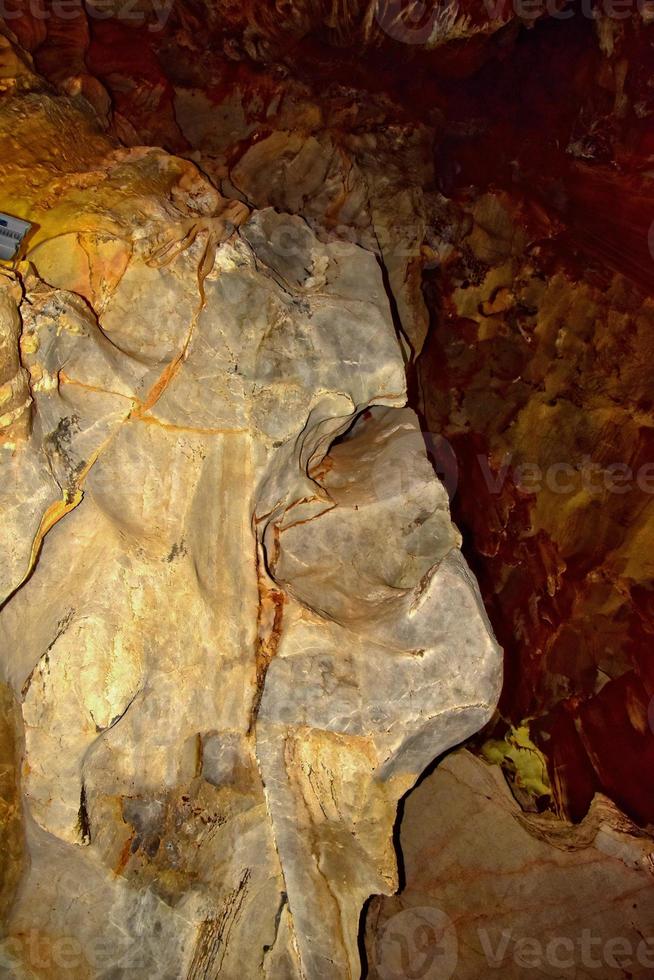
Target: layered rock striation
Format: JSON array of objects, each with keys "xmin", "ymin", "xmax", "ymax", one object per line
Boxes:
[{"xmin": 0, "ymin": 33, "xmax": 501, "ymax": 979}]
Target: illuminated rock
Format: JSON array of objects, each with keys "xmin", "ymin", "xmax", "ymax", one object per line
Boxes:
[
  {"xmin": 367, "ymin": 749, "xmax": 654, "ymax": 979},
  {"xmin": 0, "ymin": 73, "xmax": 501, "ymax": 978}
]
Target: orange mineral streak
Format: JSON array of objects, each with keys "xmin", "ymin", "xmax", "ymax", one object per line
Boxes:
[{"xmin": 14, "ymin": 490, "xmax": 84, "ymax": 597}]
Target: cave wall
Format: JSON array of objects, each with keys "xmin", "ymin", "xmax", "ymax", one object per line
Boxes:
[
  {"xmin": 1, "ymin": 2, "xmax": 654, "ymax": 977},
  {"xmin": 416, "ymin": 9, "xmax": 654, "ymax": 826},
  {"xmin": 0, "ymin": 15, "xmax": 503, "ymax": 979}
]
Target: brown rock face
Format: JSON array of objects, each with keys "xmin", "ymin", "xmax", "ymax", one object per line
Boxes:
[
  {"xmin": 416, "ymin": 10, "xmax": 654, "ymax": 827},
  {"xmin": 365, "ymin": 750, "xmax": 654, "ymax": 979},
  {"xmin": 0, "ymin": 683, "xmax": 24, "ymax": 926}
]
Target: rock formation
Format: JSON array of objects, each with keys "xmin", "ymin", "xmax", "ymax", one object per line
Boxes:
[
  {"xmin": 1, "ymin": 2, "xmax": 654, "ymax": 977},
  {"xmin": 0, "ymin": 32, "xmax": 501, "ymax": 978},
  {"xmin": 366, "ymin": 749, "xmax": 654, "ymax": 979}
]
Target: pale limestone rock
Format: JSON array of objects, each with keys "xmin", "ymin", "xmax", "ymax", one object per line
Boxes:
[
  {"xmin": 366, "ymin": 749, "xmax": 654, "ymax": 979},
  {"xmin": 0, "ymin": 270, "xmax": 31, "ymax": 444},
  {"xmin": 226, "ymin": 126, "xmax": 433, "ymax": 353},
  {"xmin": 0, "ymin": 84, "xmax": 501, "ymax": 979}
]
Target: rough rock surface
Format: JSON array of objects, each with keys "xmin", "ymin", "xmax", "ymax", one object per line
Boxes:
[
  {"xmin": 3, "ymin": 3, "xmax": 654, "ymax": 975},
  {"xmin": 415, "ymin": 9, "xmax": 654, "ymax": 826},
  {"xmin": 366, "ymin": 749, "xmax": 654, "ymax": 979},
  {"xmin": 0, "ymin": 38, "xmax": 501, "ymax": 979}
]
